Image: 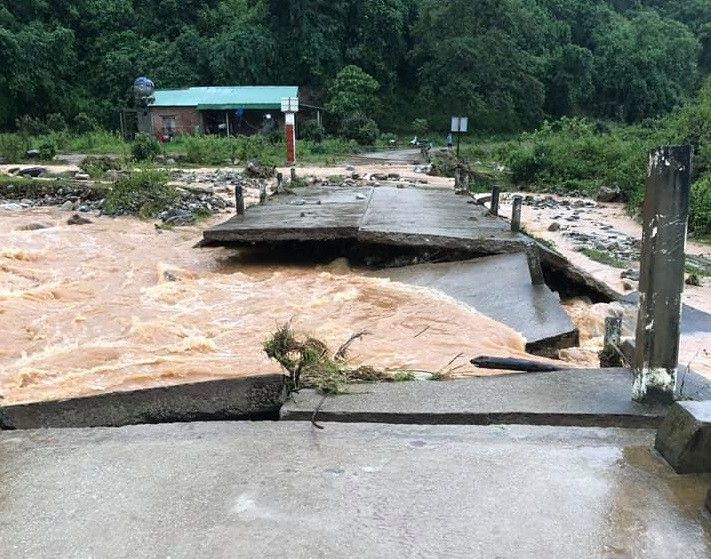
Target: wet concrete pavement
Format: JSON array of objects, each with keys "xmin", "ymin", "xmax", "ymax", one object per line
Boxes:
[{"xmin": 1, "ymin": 422, "xmax": 709, "ymax": 559}]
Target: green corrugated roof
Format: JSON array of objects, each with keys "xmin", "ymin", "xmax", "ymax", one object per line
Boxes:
[{"xmin": 150, "ymin": 86, "xmax": 298, "ymax": 108}]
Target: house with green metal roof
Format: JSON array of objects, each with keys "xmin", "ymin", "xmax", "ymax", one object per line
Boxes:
[{"xmin": 147, "ymin": 85, "xmax": 299, "ymax": 139}]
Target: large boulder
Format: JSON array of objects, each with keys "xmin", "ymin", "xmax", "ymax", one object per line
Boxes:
[{"xmin": 596, "ymin": 185, "xmax": 621, "ymax": 203}]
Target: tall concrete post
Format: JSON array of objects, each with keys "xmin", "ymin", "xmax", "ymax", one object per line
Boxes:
[
  {"xmin": 235, "ymin": 184, "xmax": 245, "ymax": 215},
  {"xmin": 633, "ymin": 145, "xmax": 693, "ymax": 403},
  {"xmin": 285, "ymin": 112, "xmax": 296, "ymax": 163},
  {"xmin": 490, "ymin": 185, "xmax": 500, "ymax": 217},
  {"xmin": 281, "ymin": 96, "xmax": 299, "ymax": 165},
  {"xmin": 511, "ymin": 196, "xmax": 522, "ymax": 232}
]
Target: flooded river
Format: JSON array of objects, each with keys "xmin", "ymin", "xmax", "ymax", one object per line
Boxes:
[{"xmin": 0, "ymin": 207, "xmax": 535, "ymax": 405}]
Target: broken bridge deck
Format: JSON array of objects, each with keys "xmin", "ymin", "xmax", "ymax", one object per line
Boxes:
[
  {"xmin": 204, "ymin": 185, "xmax": 528, "ymax": 253},
  {"xmin": 369, "ymin": 253, "xmax": 578, "ymax": 353}
]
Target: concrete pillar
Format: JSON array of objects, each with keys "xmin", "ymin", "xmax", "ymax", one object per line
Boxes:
[
  {"xmin": 235, "ymin": 184, "xmax": 244, "ymax": 215},
  {"xmin": 600, "ymin": 316, "xmax": 623, "ymax": 368},
  {"xmin": 276, "ymin": 172, "xmax": 283, "ymax": 194},
  {"xmin": 490, "ymin": 185, "xmax": 500, "ymax": 217},
  {"xmin": 285, "ymin": 112, "xmax": 296, "ymax": 163},
  {"xmin": 511, "ymin": 196, "xmax": 522, "ymax": 232},
  {"xmin": 525, "ymin": 244, "xmax": 545, "ymax": 286},
  {"xmin": 633, "ymin": 145, "xmax": 693, "ymax": 403}
]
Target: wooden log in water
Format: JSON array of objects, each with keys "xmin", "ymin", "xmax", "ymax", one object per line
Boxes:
[{"xmin": 470, "ymin": 355, "xmax": 565, "ymax": 372}]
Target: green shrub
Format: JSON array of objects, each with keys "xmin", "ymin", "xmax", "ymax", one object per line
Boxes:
[
  {"xmin": 0, "ymin": 133, "xmax": 28, "ymax": 163},
  {"xmin": 690, "ymin": 175, "xmax": 711, "ymax": 235},
  {"xmin": 411, "ymin": 118, "xmax": 429, "ymax": 136},
  {"xmin": 103, "ymin": 168, "xmax": 176, "ymax": 218},
  {"xmin": 79, "ymin": 155, "xmax": 122, "ymax": 177},
  {"xmin": 299, "ymin": 120, "xmax": 325, "ymax": 142},
  {"xmin": 504, "ymin": 117, "xmax": 650, "ymax": 199},
  {"xmin": 131, "ymin": 133, "xmax": 160, "ymax": 161},
  {"xmin": 15, "ymin": 115, "xmax": 46, "ymax": 136},
  {"xmin": 73, "ymin": 112, "xmax": 97, "ymax": 134},
  {"xmin": 339, "ymin": 113, "xmax": 379, "ymax": 146},
  {"xmin": 38, "ymin": 140, "xmax": 56, "ymax": 161},
  {"xmin": 46, "ymin": 113, "xmax": 68, "ymax": 132}
]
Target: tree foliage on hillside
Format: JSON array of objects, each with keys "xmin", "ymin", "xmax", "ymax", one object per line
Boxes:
[{"xmin": 0, "ymin": 0, "xmax": 708, "ymax": 132}]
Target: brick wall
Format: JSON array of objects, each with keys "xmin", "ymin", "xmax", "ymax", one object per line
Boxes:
[{"xmin": 150, "ymin": 107, "xmax": 202, "ymax": 139}]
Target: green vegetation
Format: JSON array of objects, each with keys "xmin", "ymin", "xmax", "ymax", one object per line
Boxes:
[
  {"xmin": 2, "ymin": 0, "xmax": 709, "ymax": 133},
  {"xmin": 263, "ymin": 322, "xmax": 409, "ymax": 394},
  {"xmin": 131, "ymin": 133, "xmax": 160, "ymax": 162},
  {"xmin": 5, "ymin": 0, "xmax": 711, "ymax": 232},
  {"xmin": 103, "ymin": 168, "xmax": 176, "ymax": 219},
  {"xmin": 577, "ymin": 247, "xmax": 631, "ymax": 269}
]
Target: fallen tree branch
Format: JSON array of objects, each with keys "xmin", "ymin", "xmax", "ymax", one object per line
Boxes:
[
  {"xmin": 335, "ymin": 330, "xmax": 370, "ymax": 360},
  {"xmin": 470, "ymin": 356, "xmax": 565, "ymax": 372}
]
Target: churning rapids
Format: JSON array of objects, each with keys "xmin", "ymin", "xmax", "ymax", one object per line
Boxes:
[{"xmin": 0, "ymin": 207, "xmax": 549, "ymax": 405}]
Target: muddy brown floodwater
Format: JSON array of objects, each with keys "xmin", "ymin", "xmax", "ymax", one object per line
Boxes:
[{"xmin": 0, "ymin": 207, "xmax": 544, "ymax": 405}]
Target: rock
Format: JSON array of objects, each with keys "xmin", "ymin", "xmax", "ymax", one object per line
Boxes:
[
  {"xmin": 245, "ymin": 158, "xmax": 275, "ymax": 179},
  {"xmin": 686, "ymin": 273, "xmax": 702, "ymax": 287},
  {"xmin": 16, "ymin": 222, "xmax": 51, "ymax": 231},
  {"xmin": 345, "ymin": 165, "xmax": 355, "ymax": 171},
  {"xmin": 60, "ymin": 200, "xmax": 74, "ymax": 211},
  {"xmin": 622, "ymin": 281, "xmax": 634, "ymax": 291},
  {"xmin": 67, "ymin": 214, "xmax": 93, "ymax": 225},
  {"xmin": 74, "ymin": 172, "xmax": 90, "ymax": 181},
  {"xmin": 655, "ymin": 401, "xmax": 711, "ymax": 473},
  {"xmin": 18, "ymin": 167, "xmax": 46, "ymax": 178},
  {"xmin": 548, "ymin": 222, "xmax": 561, "ymax": 232},
  {"xmin": 0, "ymin": 202, "xmax": 24, "ymax": 211},
  {"xmin": 596, "ymin": 185, "xmax": 621, "ymax": 203},
  {"xmin": 387, "ymin": 173, "xmax": 401, "ymax": 180},
  {"xmin": 355, "ymin": 193, "xmax": 366, "ymax": 200},
  {"xmin": 371, "ymin": 173, "xmax": 388, "ymax": 181},
  {"xmin": 7, "ymin": 167, "xmax": 19, "ymax": 175},
  {"xmin": 621, "ymin": 269, "xmax": 640, "ymax": 281},
  {"xmin": 26, "ymin": 149, "xmax": 40, "ymax": 158},
  {"xmin": 290, "ymin": 199, "xmax": 307, "ymax": 206},
  {"xmin": 166, "ymin": 158, "xmax": 176, "ymax": 165}
]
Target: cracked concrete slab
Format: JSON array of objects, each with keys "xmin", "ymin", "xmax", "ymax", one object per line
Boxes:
[
  {"xmin": 368, "ymin": 253, "xmax": 578, "ymax": 352},
  {"xmin": 281, "ymin": 369, "xmax": 673, "ymax": 427}
]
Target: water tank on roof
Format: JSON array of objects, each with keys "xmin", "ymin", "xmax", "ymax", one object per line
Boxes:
[{"xmin": 133, "ymin": 77, "xmax": 155, "ymax": 100}]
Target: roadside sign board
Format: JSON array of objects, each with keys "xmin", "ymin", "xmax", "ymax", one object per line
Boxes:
[
  {"xmin": 281, "ymin": 97, "xmax": 299, "ymax": 113},
  {"xmin": 451, "ymin": 116, "xmax": 468, "ymax": 133}
]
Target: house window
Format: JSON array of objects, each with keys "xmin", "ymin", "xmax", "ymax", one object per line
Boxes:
[{"xmin": 161, "ymin": 115, "xmax": 177, "ymax": 137}]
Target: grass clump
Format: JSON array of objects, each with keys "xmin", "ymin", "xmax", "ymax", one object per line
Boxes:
[
  {"xmin": 79, "ymin": 155, "xmax": 122, "ymax": 178},
  {"xmin": 263, "ymin": 322, "xmax": 407, "ymax": 394},
  {"xmin": 103, "ymin": 167, "xmax": 177, "ymax": 218},
  {"xmin": 578, "ymin": 247, "xmax": 629, "ymax": 268}
]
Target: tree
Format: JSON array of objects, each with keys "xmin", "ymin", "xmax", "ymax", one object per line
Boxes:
[
  {"xmin": 591, "ymin": 10, "xmax": 699, "ymax": 121},
  {"xmin": 326, "ymin": 65, "xmax": 380, "ymax": 121},
  {"xmin": 413, "ymin": 0, "xmax": 550, "ymax": 131}
]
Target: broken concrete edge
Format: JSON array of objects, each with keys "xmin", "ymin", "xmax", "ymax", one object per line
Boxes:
[
  {"xmin": 525, "ymin": 330, "xmax": 580, "ymax": 356},
  {"xmin": 0, "ymin": 374, "xmax": 287, "ymax": 430},
  {"xmin": 203, "ymin": 227, "xmax": 360, "ymax": 243},
  {"xmin": 355, "ymin": 230, "xmax": 527, "ymax": 254},
  {"xmin": 280, "ymin": 410, "xmax": 663, "ymax": 429},
  {"xmin": 655, "ymin": 400, "xmax": 711, "ymax": 474},
  {"xmin": 537, "ymin": 242, "xmax": 620, "ymax": 302}
]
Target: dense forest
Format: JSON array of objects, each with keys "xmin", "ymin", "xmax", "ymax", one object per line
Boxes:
[{"xmin": 1, "ymin": 0, "xmax": 710, "ymax": 133}]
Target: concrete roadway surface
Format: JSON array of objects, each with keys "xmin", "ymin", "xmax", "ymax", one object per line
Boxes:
[{"xmin": 1, "ymin": 422, "xmax": 710, "ymax": 558}]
